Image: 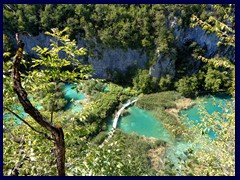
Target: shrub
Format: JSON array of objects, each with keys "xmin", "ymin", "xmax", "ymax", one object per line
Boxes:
[
  {"xmin": 175, "ymin": 75, "xmax": 199, "ymax": 98},
  {"xmin": 158, "ymin": 74, "xmax": 172, "ymax": 91}
]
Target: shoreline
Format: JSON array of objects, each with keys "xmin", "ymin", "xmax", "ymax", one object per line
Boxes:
[{"xmin": 165, "ymin": 98, "xmax": 195, "ymax": 123}]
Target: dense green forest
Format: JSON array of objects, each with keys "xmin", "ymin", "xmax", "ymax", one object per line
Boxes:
[{"xmin": 3, "ymin": 4, "xmax": 235, "ymax": 176}]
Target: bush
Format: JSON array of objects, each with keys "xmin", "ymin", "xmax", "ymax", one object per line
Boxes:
[
  {"xmin": 132, "ymin": 69, "xmax": 156, "ymax": 94},
  {"xmin": 175, "ymin": 75, "xmax": 199, "ymax": 98},
  {"xmin": 76, "ymin": 79, "xmax": 106, "ymax": 96},
  {"xmin": 204, "ymin": 67, "xmax": 229, "ymax": 92},
  {"xmin": 158, "ymin": 74, "xmax": 172, "ymax": 91},
  {"xmin": 136, "ymin": 91, "xmax": 182, "ymax": 110},
  {"xmin": 91, "ymin": 131, "xmax": 108, "ymax": 145}
]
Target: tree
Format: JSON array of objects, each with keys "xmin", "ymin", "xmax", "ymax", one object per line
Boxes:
[
  {"xmin": 204, "ymin": 66, "xmax": 229, "ymax": 92},
  {"xmin": 158, "ymin": 74, "xmax": 172, "ymax": 91},
  {"xmin": 5, "ymin": 28, "xmax": 92, "ymax": 176},
  {"xmin": 175, "ymin": 75, "xmax": 199, "ymax": 98},
  {"xmin": 35, "ymin": 82, "xmax": 67, "ymax": 120},
  {"xmin": 190, "ymin": 4, "xmax": 235, "ymax": 96},
  {"xmin": 132, "ymin": 69, "xmax": 155, "ymax": 94}
]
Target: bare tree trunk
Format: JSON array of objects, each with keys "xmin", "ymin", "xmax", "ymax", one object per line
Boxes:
[
  {"xmin": 52, "ymin": 127, "xmax": 65, "ymax": 176},
  {"xmin": 12, "ymin": 33, "xmax": 65, "ymax": 176}
]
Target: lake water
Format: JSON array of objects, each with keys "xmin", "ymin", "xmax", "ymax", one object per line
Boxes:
[
  {"xmin": 4, "ymin": 84, "xmax": 85, "ymax": 123},
  {"xmin": 107, "ymin": 93, "xmax": 233, "ymax": 172},
  {"xmin": 110, "ymin": 93, "xmax": 232, "ymax": 141},
  {"xmin": 107, "ymin": 105, "xmax": 173, "ymax": 142},
  {"xmin": 180, "ymin": 93, "xmax": 232, "ymax": 138},
  {"xmin": 63, "ymin": 84, "xmax": 85, "ymax": 112}
]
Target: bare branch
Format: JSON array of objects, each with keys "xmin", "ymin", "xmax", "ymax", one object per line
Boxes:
[
  {"xmin": 4, "ymin": 107, "xmax": 55, "ymax": 142},
  {"xmin": 3, "ymin": 125, "xmax": 24, "ymax": 144}
]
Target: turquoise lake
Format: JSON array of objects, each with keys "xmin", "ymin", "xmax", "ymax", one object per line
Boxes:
[
  {"xmin": 63, "ymin": 84, "xmax": 85, "ymax": 112},
  {"xmin": 107, "ymin": 105, "xmax": 173, "ymax": 142},
  {"xmin": 180, "ymin": 93, "xmax": 233, "ymax": 138},
  {"xmin": 180, "ymin": 93, "xmax": 232, "ymax": 123},
  {"xmin": 107, "ymin": 93, "xmax": 233, "ymax": 171},
  {"xmin": 108, "ymin": 93, "xmax": 233, "ymax": 142}
]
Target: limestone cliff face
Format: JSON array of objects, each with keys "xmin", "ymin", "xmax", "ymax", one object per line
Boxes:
[
  {"xmin": 87, "ymin": 48, "xmax": 147, "ymax": 79},
  {"xmin": 19, "ymin": 25, "xmax": 226, "ymax": 80},
  {"xmin": 174, "ymin": 26, "xmax": 219, "ymax": 57},
  {"xmin": 20, "ymin": 33, "xmax": 148, "ymax": 79},
  {"xmin": 149, "ymin": 26, "xmax": 220, "ymax": 79}
]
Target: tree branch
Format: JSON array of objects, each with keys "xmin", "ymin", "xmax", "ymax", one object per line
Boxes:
[
  {"xmin": 3, "ymin": 125, "xmax": 24, "ymax": 144},
  {"xmin": 12, "ymin": 32, "xmax": 66, "ymax": 176},
  {"xmin": 4, "ymin": 107, "xmax": 55, "ymax": 142}
]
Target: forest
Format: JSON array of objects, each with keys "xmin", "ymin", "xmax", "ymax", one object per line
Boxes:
[{"xmin": 3, "ymin": 4, "xmax": 235, "ymax": 176}]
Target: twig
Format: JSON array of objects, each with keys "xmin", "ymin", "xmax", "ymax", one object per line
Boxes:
[
  {"xmin": 4, "ymin": 107, "xmax": 55, "ymax": 142},
  {"xmin": 3, "ymin": 125, "xmax": 24, "ymax": 144}
]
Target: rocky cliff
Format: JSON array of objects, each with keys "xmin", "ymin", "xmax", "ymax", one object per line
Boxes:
[{"xmin": 19, "ymin": 25, "xmax": 224, "ymax": 80}]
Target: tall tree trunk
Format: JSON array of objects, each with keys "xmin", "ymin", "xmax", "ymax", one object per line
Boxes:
[{"xmin": 12, "ymin": 33, "xmax": 65, "ymax": 176}]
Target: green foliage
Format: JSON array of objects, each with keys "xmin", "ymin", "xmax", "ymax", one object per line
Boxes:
[
  {"xmin": 137, "ymin": 91, "xmax": 182, "ymax": 111},
  {"xmin": 3, "ymin": 34, "xmax": 14, "ymax": 54},
  {"xmin": 3, "ymin": 4, "xmax": 213, "ymax": 65},
  {"xmin": 158, "ymin": 74, "xmax": 172, "ymax": 91},
  {"xmin": 132, "ymin": 69, "xmax": 156, "ymax": 94},
  {"xmin": 31, "ymin": 27, "xmax": 92, "ymax": 81},
  {"xmin": 66, "ymin": 138, "xmax": 154, "ymax": 176},
  {"xmin": 3, "ymin": 27, "xmax": 94, "ymax": 176},
  {"xmin": 34, "ymin": 82, "xmax": 67, "ymax": 112},
  {"xmin": 190, "ymin": 4, "xmax": 235, "ymax": 96},
  {"xmin": 191, "ymin": 5, "xmax": 235, "ymax": 47},
  {"xmin": 204, "ymin": 67, "xmax": 229, "ymax": 92},
  {"xmin": 76, "ymin": 79, "xmax": 106, "ymax": 98},
  {"xmin": 162, "ymin": 98, "xmax": 235, "ymax": 176},
  {"xmin": 3, "ymin": 119, "xmax": 56, "ymax": 176},
  {"xmin": 3, "ymin": 4, "xmax": 235, "ymax": 176},
  {"xmin": 91, "ymin": 131, "xmax": 109, "ymax": 145},
  {"xmin": 175, "ymin": 75, "xmax": 199, "ymax": 98}
]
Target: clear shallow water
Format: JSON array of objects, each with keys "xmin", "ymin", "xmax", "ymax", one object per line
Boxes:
[
  {"xmin": 63, "ymin": 84, "xmax": 85, "ymax": 112},
  {"xmin": 180, "ymin": 93, "xmax": 232, "ymax": 138},
  {"xmin": 166, "ymin": 93, "xmax": 233, "ymax": 169},
  {"xmin": 107, "ymin": 94, "xmax": 233, "ymax": 171},
  {"xmin": 108, "ymin": 105, "xmax": 173, "ymax": 142},
  {"xmin": 180, "ymin": 93, "xmax": 232, "ymax": 122}
]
